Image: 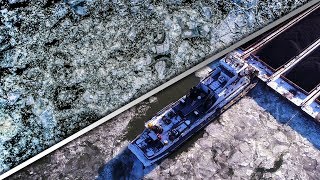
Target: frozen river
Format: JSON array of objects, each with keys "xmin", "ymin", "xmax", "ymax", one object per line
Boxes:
[
  {"xmin": 0, "ymin": 0, "xmax": 313, "ymax": 173},
  {"xmin": 10, "ymin": 69, "xmax": 320, "ymax": 179}
]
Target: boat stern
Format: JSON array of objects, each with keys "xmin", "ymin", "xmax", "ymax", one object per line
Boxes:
[{"xmin": 128, "ymin": 143, "xmax": 154, "ymax": 167}]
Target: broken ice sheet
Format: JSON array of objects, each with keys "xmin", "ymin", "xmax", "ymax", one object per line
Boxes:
[
  {"xmin": 0, "ymin": 0, "xmax": 311, "ymax": 173},
  {"xmin": 9, "ymin": 81, "xmax": 320, "ymax": 179}
]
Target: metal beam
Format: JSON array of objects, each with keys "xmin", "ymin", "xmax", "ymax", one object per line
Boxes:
[
  {"xmin": 241, "ymin": 3, "xmax": 320, "ymax": 59},
  {"xmin": 301, "ymin": 84, "xmax": 320, "ymax": 106},
  {"xmin": 267, "ymin": 38, "xmax": 320, "ymax": 82}
]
